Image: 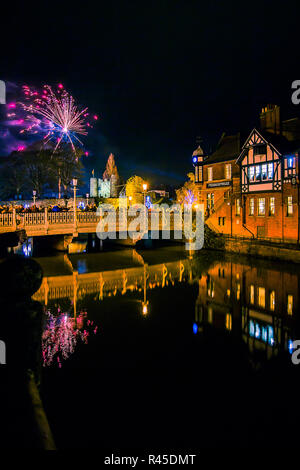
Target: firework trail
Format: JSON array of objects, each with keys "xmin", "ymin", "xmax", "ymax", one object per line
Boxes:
[{"xmin": 5, "ymin": 83, "xmax": 98, "ymax": 156}]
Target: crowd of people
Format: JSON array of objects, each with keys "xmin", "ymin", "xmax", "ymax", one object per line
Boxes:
[{"xmin": 0, "ymin": 202, "xmax": 98, "ymax": 214}]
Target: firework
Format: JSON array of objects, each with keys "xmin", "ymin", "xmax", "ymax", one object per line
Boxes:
[{"xmin": 6, "ymin": 83, "xmax": 98, "ymax": 156}]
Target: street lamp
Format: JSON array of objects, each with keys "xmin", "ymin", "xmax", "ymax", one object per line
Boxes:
[
  {"xmin": 142, "ymin": 183, "xmax": 148, "ymax": 205},
  {"xmin": 32, "ymin": 190, "xmax": 37, "ymax": 206},
  {"xmin": 128, "ymin": 195, "xmax": 132, "ymax": 206},
  {"xmin": 72, "ymin": 178, "xmax": 77, "ymax": 229},
  {"xmin": 86, "ymin": 193, "xmax": 89, "ymax": 206}
]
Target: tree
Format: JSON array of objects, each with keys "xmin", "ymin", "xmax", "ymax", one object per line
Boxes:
[
  {"xmin": 53, "ymin": 146, "xmax": 84, "ymax": 197},
  {"xmin": 0, "ymin": 153, "xmax": 27, "ymax": 199},
  {"xmin": 103, "ymin": 153, "xmax": 119, "ymax": 182},
  {"xmin": 125, "ymin": 175, "xmax": 147, "ymax": 205},
  {"xmin": 23, "ymin": 149, "xmax": 56, "ymax": 197},
  {"xmin": 176, "ymin": 172, "xmax": 199, "ymax": 206}
]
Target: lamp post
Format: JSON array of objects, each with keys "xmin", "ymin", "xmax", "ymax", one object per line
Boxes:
[
  {"xmin": 32, "ymin": 190, "xmax": 36, "ymax": 206},
  {"xmin": 86, "ymin": 193, "xmax": 89, "ymax": 206},
  {"xmin": 72, "ymin": 178, "xmax": 77, "ymax": 230},
  {"xmin": 128, "ymin": 195, "xmax": 132, "ymax": 207},
  {"xmin": 142, "ymin": 183, "xmax": 148, "ymax": 206}
]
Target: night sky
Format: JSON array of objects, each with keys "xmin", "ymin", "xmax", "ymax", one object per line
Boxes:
[{"xmin": 1, "ymin": 0, "xmax": 300, "ymax": 186}]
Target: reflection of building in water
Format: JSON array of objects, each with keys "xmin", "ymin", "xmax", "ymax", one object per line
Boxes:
[{"xmin": 194, "ymin": 259, "xmax": 299, "ymax": 360}]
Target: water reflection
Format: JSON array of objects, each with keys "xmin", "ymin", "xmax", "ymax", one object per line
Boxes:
[
  {"xmin": 194, "ymin": 257, "xmax": 299, "ymax": 363},
  {"xmin": 42, "ymin": 308, "xmax": 98, "ymax": 368},
  {"xmin": 30, "ymin": 246, "xmax": 300, "ymax": 368}
]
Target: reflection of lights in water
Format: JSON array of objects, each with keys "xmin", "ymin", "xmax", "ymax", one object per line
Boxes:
[
  {"xmin": 193, "ymin": 323, "xmax": 198, "ymax": 335},
  {"xmin": 22, "ymin": 239, "xmax": 32, "ymax": 257},
  {"xmin": 42, "ymin": 308, "xmax": 98, "ymax": 367},
  {"xmin": 249, "ymin": 320, "xmax": 275, "ymax": 347},
  {"xmin": 77, "ymin": 259, "xmax": 88, "ymax": 274},
  {"xmin": 288, "ymin": 340, "xmax": 294, "ymax": 354},
  {"xmin": 142, "ymin": 303, "xmax": 148, "ymax": 315}
]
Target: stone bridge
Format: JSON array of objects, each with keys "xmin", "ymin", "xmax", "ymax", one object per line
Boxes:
[{"xmin": 0, "ymin": 209, "xmax": 178, "ymax": 238}]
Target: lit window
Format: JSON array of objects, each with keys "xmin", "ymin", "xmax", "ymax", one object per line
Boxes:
[
  {"xmin": 268, "ymin": 163, "xmax": 273, "ymax": 179},
  {"xmin": 225, "ymin": 313, "xmax": 232, "ymax": 331},
  {"xmin": 207, "ymin": 167, "xmax": 213, "ymax": 181},
  {"xmin": 236, "ymin": 198, "xmax": 241, "ymax": 215},
  {"xmin": 225, "ymin": 164, "xmax": 232, "ymax": 179},
  {"xmin": 270, "ymin": 290, "xmax": 275, "ymax": 311},
  {"xmin": 258, "ymin": 198, "xmax": 265, "ymax": 215},
  {"xmin": 227, "ymin": 289, "xmax": 231, "ymax": 297},
  {"xmin": 248, "ymin": 166, "xmax": 255, "ymax": 182},
  {"xmin": 255, "ymin": 165, "xmax": 261, "ymax": 181},
  {"xmin": 198, "ymin": 166, "xmax": 203, "ymax": 182},
  {"xmin": 258, "ymin": 287, "xmax": 265, "ymax": 308},
  {"xmin": 250, "ymin": 285, "xmax": 255, "ymax": 304},
  {"xmin": 287, "ymin": 196, "xmax": 293, "ymax": 215},
  {"xmin": 262, "ymin": 164, "xmax": 268, "ymax": 180},
  {"xmin": 288, "ymin": 157, "xmax": 294, "ymax": 168},
  {"xmin": 249, "ymin": 198, "xmax": 255, "ymax": 215},
  {"xmin": 269, "ymin": 197, "xmax": 275, "ymax": 216},
  {"xmin": 287, "ymin": 295, "xmax": 293, "ymax": 315}
]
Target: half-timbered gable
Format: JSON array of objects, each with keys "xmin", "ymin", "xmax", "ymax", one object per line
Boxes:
[{"xmin": 237, "ymin": 128, "xmax": 299, "ymax": 194}]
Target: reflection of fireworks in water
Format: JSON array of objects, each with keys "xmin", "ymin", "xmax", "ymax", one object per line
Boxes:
[
  {"xmin": 42, "ymin": 308, "xmax": 98, "ymax": 368},
  {"xmin": 6, "ymin": 83, "xmax": 98, "ymax": 156}
]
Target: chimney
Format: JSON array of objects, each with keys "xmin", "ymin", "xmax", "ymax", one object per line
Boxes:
[{"xmin": 259, "ymin": 104, "xmax": 281, "ymax": 135}]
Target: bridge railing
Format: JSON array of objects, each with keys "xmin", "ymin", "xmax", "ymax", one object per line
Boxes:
[
  {"xmin": 0, "ymin": 213, "xmax": 14, "ymax": 227},
  {"xmin": 48, "ymin": 212, "xmax": 74, "ymax": 224},
  {"xmin": 23, "ymin": 212, "xmax": 45, "ymax": 226}
]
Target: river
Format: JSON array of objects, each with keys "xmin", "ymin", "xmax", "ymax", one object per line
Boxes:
[{"xmin": 20, "ymin": 238, "xmax": 300, "ymax": 448}]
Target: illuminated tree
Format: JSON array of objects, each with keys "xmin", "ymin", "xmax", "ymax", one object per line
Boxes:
[
  {"xmin": 125, "ymin": 175, "xmax": 147, "ymax": 204},
  {"xmin": 176, "ymin": 172, "xmax": 198, "ymax": 205},
  {"xmin": 103, "ymin": 153, "xmax": 119, "ymax": 182}
]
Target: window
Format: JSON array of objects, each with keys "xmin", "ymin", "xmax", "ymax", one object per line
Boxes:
[
  {"xmin": 270, "ymin": 290, "xmax": 275, "ymax": 311},
  {"xmin": 287, "ymin": 196, "xmax": 293, "ymax": 215},
  {"xmin": 253, "ymin": 144, "xmax": 267, "ymax": 155},
  {"xmin": 248, "ymin": 163, "xmax": 274, "ymax": 182},
  {"xmin": 269, "ymin": 197, "xmax": 275, "ymax": 216},
  {"xmin": 287, "ymin": 295, "xmax": 293, "ymax": 315},
  {"xmin": 249, "ymin": 198, "xmax": 255, "ymax": 215},
  {"xmin": 268, "ymin": 163, "xmax": 274, "ymax": 179},
  {"xmin": 262, "ymin": 164, "xmax": 268, "ymax": 181},
  {"xmin": 288, "ymin": 157, "xmax": 294, "ymax": 168},
  {"xmin": 218, "ymin": 217, "xmax": 226, "ymax": 226},
  {"xmin": 236, "ymin": 198, "xmax": 241, "ymax": 216},
  {"xmin": 258, "ymin": 287, "xmax": 266, "ymax": 308},
  {"xmin": 255, "ymin": 165, "xmax": 261, "ymax": 182},
  {"xmin": 225, "ymin": 164, "xmax": 232, "ymax": 179},
  {"xmin": 198, "ymin": 166, "xmax": 203, "ymax": 182},
  {"xmin": 250, "ymin": 285, "xmax": 255, "ymax": 304},
  {"xmin": 258, "ymin": 198, "xmax": 265, "ymax": 215},
  {"xmin": 225, "ymin": 313, "xmax": 232, "ymax": 331},
  {"xmin": 207, "ymin": 167, "xmax": 213, "ymax": 181},
  {"xmin": 207, "ymin": 193, "xmax": 214, "ymax": 209},
  {"xmin": 248, "ymin": 166, "xmax": 255, "ymax": 182}
]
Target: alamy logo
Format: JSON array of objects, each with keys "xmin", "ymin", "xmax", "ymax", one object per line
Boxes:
[
  {"xmin": 0, "ymin": 340, "xmax": 6, "ymax": 365},
  {"xmin": 291, "ymin": 340, "xmax": 300, "ymax": 365},
  {"xmin": 0, "ymin": 80, "xmax": 6, "ymax": 104}
]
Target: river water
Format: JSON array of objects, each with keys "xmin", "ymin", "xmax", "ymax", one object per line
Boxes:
[{"xmin": 22, "ymin": 239, "xmax": 300, "ymax": 448}]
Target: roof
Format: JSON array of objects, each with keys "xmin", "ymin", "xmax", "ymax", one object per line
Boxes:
[
  {"xmin": 203, "ymin": 133, "xmax": 241, "ymax": 164},
  {"xmin": 236, "ymin": 128, "xmax": 300, "ymax": 163}
]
